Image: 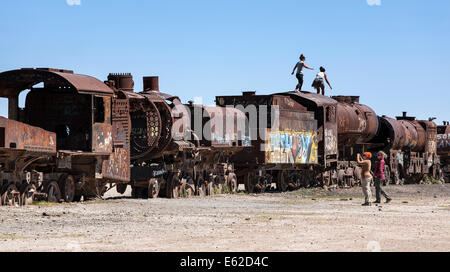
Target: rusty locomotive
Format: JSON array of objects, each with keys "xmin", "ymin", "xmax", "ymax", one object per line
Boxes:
[
  {"xmin": 215, "ymin": 93, "xmax": 442, "ymax": 192},
  {"xmin": 0, "ymin": 68, "xmax": 445, "ymax": 205},
  {"xmin": 0, "ymin": 68, "xmax": 245, "ymax": 205}
]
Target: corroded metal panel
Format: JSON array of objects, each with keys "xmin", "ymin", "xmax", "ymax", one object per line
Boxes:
[
  {"xmin": 203, "ymin": 106, "xmax": 247, "ymax": 147},
  {"xmin": 0, "ymin": 68, "xmax": 114, "ymax": 97},
  {"xmin": 102, "ymin": 95, "xmax": 131, "ymax": 182},
  {"xmin": 102, "ymin": 147, "xmax": 130, "ymax": 182},
  {"xmin": 0, "ymin": 117, "xmax": 56, "ymax": 153},
  {"xmin": 333, "ymin": 96, "xmax": 379, "ymax": 145},
  {"xmin": 92, "ymin": 123, "xmax": 113, "ymax": 153}
]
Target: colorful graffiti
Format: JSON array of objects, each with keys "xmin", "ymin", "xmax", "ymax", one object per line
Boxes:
[
  {"xmin": 437, "ymin": 133, "xmax": 450, "ymax": 151},
  {"xmin": 325, "ymin": 128, "xmax": 337, "ymax": 155},
  {"xmin": 266, "ymin": 130, "xmax": 318, "ymax": 164}
]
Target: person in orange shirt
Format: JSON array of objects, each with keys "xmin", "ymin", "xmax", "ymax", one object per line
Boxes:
[{"xmin": 357, "ymin": 152, "xmax": 373, "ymax": 206}]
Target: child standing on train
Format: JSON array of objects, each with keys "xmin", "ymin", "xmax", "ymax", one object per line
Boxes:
[
  {"xmin": 291, "ymin": 54, "xmax": 314, "ymax": 92},
  {"xmin": 312, "ymin": 66, "xmax": 332, "ymax": 96}
]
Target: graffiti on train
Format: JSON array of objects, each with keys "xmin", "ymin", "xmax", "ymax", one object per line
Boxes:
[
  {"xmin": 437, "ymin": 133, "xmax": 450, "ymax": 151},
  {"xmin": 266, "ymin": 130, "xmax": 318, "ymax": 164}
]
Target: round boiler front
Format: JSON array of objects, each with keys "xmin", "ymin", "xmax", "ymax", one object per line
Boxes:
[{"xmin": 336, "ymin": 102, "xmax": 379, "ymax": 145}]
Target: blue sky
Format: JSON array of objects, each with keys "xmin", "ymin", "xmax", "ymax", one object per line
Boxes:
[{"xmin": 0, "ymin": 0, "xmax": 449, "ymax": 124}]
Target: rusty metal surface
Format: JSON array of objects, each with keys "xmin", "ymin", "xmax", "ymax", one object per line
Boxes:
[
  {"xmin": 143, "ymin": 76, "xmax": 159, "ymax": 91},
  {"xmin": 396, "ymin": 113, "xmax": 429, "ymax": 152},
  {"xmin": 102, "ymin": 148, "xmax": 130, "ymax": 182},
  {"xmin": 129, "ymin": 96, "xmax": 162, "ymax": 160},
  {"xmin": 101, "ymin": 92, "xmax": 131, "ymax": 181},
  {"xmin": 284, "ymin": 91, "xmax": 338, "ymax": 107},
  {"xmin": 333, "ymin": 97, "xmax": 379, "ymax": 145},
  {"xmin": 0, "ymin": 117, "xmax": 56, "ymax": 153},
  {"xmin": 215, "ymin": 92, "xmax": 320, "ymax": 165},
  {"xmin": 397, "ymin": 120, "xmax": 424, "ymax": 151},
  {"xmin": 282, "ymin": 92, "xmax": 338, "ymax": 163},
  {"xmin": 202, "ymin": 106, "xmax": 246, "ymax": 147},
  {"xmin": 107, "ymin": 73, "xmax": 134, "ymax": 92},
  {"xmin": 92, "ymin": 123, "xmax": 113, "ymax": 153},
  {"xmin": 377, "ymin": 116, "xmax": 407, "ymax": 150},
  {"xmin": 0, "ymin": 68, "xmax": 114, "ymax": 97},
  {"xmin": 129, "ymin": 89, "xmax": 189, "ymax": 161},
  {"xmin": 374, "ymin": 115, "xmax": 433, "ymax": 153}
]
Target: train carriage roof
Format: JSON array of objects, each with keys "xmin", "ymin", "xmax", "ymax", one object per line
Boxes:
[
  {"xmin": 275, "ymin": 91, "xmax": 337, "ymax": 107},
  {"xmin": 0, "ymin": 68, "xmax": 114, "ymax": 97}
]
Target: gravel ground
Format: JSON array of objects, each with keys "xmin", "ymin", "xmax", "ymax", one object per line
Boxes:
[{"xmin": 1, "ymin": 184, "xmax": 450, "ymax": 252}]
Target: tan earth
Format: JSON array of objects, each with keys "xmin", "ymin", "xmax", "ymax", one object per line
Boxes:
[{"xmin": 1, "ymin": 184, "xmax": 450, "ymax": 252}]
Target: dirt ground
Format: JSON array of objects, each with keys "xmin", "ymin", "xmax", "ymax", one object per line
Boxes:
[{"xmin": 1, "ymin": 184, "xmax": 450, "ymax": 252}]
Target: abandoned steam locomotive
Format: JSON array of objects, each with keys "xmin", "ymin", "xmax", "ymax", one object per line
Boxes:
[{"xmin": 0, "ymin": 68, "xmax": 445, "ymax": 205}]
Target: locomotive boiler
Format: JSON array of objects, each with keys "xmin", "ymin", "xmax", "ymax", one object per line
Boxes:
[{"xmin": 369, "ymin": 112, "xmax": 440, "ymax": 184}]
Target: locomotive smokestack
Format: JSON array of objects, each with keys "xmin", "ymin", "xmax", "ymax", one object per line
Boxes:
[
  {"xmin": 107, "ymin": 73, "xmax": 134, "ymax": 92},
  {"xmin": 143, "ymin": 76, "xmax": 159, "ymax": 92}
]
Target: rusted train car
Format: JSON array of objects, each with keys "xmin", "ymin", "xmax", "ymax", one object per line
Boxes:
[
  {"xmin": 0, "ymin": 68, "xmax": 247, "ymax": 205},
  {"xmin": 368, "ymin": 112, "xmax": 440, "ymax": 184},
  {"xmin": 0, "ymin": 67, "xmax": 445, "ymax": 205},
  {"xmin": 215, "ymin": 92, "xmax": 388, "ymax": 191},
  {"xmin": 0, "ymin": 68, "xmax": 130, "ymax": 205},
  {"xmin": 106, "ymin": 74, "xmax": 245, "ymax": 199},
  {"xmin": 216, "ymin": 91, "xmax": 340, "ymax": 192},
  {"xmin": 437, "ymin": 122, "xmax": 450, "ymax": 183},
  {"xmin": 216, "ymin": 91, "xmax": 442, "ymax": 191}
]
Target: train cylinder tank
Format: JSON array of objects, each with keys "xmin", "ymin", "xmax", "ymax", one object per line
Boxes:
[
  {"xmin": 395, "ymin": 112, "xmax": 427, "ymax": 152},
  {"xmin": 373, "ymin": 113, "xmax": 432, "ymax": 152},
  {"xmin": 331, "ymin": 96, "xmax": 378, "ymax": 145}
]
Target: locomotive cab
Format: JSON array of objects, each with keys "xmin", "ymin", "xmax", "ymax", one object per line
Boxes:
[{"xmin": 0, "ymin": 68, "xmax": 114, "ymax": 154}]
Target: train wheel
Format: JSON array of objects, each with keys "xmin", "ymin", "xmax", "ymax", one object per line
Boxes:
[
  {"xmin": 116, "ymin": 183, "xmax": 128, "ymax": 195},
  {"xmin": 20, "ymin": 184, "xmax": 36, "ymax": 206},
  {"xmin": 227, "ymin": 173, "xmax": 238, "ymax": 193},
  {"xmin": 59, "ymin": 175, "xmax": 75, "ymax": 203},
  {"xmin": 276, "ymin": 171, "xmax": 289, "ymax": 192},
  {"xmin": 1, "ymin": 184, "xmax": 20, "ymax": 206},
  {"xmin": 148, "ymin": 179, "xmax": 160, "ymax": 199},
  {"xmin": 45, "ymin": 181, "xmax": 61, "ymax": 203}
]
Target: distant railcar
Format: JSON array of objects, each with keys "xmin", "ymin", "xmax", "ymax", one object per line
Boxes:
[{"xmin": 437, "ymin": 123, "xmax": 450, "ymax": 183}]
